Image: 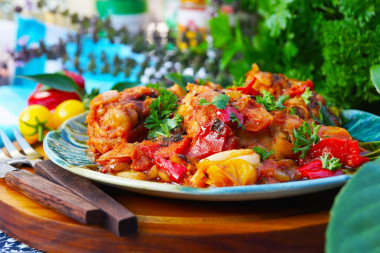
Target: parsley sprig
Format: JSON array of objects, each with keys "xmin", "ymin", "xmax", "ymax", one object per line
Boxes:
[
  {"xmin": 300, "ymin": 87, "xmax": 313, "ymax": 105},
  {"xmin": 253, "ymin": 146, "xmax": 274, "ymax": 161},
  {"xmin": 233, "ymin": 77, "xmax": 245, "ymax": 87},
  {"xmin": 289, "ymin": 107, "xmax": 297, "ymax": 115},
  {"xmin": 256, "ymin": 90, "xmax": 289, "ymax": 111},
  {"xmin": 199, "ymin": 94, "xmax": 230, "ymax": 109},
  {"xmin": 292, "ymin": 121, "xmax": 321, "ymax": 158},
  {"xmin": 144, "ymin": 83, "xmax": 183, "ymax": 138},
  {"xmin": 320, "ymin": 154, "xmax": 342, "ymax": 171},
  {"xmin": 230, "ymin": 113, "xmax": 245, "ymax": 130}
]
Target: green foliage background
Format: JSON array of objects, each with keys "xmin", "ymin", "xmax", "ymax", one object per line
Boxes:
[{"xmin": 208, "ymin": 0, "xmax": 380, "ymax": 109}]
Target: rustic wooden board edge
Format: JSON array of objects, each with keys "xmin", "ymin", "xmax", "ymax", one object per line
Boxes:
[{"xmin": 0, "ymin": 196, "xmax": 327, "ymax": 253}]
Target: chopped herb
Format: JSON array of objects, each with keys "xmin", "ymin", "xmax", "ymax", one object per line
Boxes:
[
  {"xmin": 197, "ymin": 79, "xmax": 206, "ymax": 85},
  {"xmin": 253, "ymin": 146, "xmax": 274, "ymax": 161},
  {"xmin": 289, "ymin": 107, "xmax": 297, "ymax": 115},
  {"xmin": 199, "ymin": 98, "xmax": 210, "ymax": 105},
  {"xmin": 199, "ymin": 94, "xmax": 230, "ymax": 109},
  {"xmin": 320, "ymin": 153, "xmax": 342, "ymax": 171},
  {"xmin": 211, "ymin": 94, "xmax": 230, "ymax": 109},
  {"xmin": 256, "ymin": 90, "xmax": 289, "ymax": 111},
  {"xmin": 300, "ymin": 87, "xmax": 313, "ymax": 105},
  {"xmin": 144, "ymin": 84, "xmax": 183, "ymax": 138},
  {"xmin": 230, "ymin": 113, "xmax": 245, "ymax": 130},
  {"xmin": 313, "ymin": 106, "xmax": 324, "ymax": 123},
  {"xmin": 233, "ymin": 77, "xmax": 245, "ymax": 87},
  {"xmin": 292, "ymin": 121, "xmax": 321, "ymax": 158}
]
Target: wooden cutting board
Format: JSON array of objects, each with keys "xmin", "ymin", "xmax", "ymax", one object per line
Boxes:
[{"xmin": 0, "ymin": 169, "xmax": 339, "ymax": 253}]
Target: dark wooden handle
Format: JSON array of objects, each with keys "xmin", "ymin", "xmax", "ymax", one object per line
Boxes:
[
  {"xmin": 5, "ymin": 170, "xmax": 102, "ymax": 225},
  {"xmin": 34, "ymin": 160, "xmax": 138, "ymax": 236}
]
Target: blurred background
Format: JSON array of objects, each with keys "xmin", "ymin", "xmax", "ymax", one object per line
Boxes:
[{"xmin": 0, "ymin": 0, "xmax": 379, "ymax": 117}]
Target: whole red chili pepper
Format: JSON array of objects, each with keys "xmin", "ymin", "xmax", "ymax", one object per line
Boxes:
[
  {"xmin": 298, "ymin": 159, "xmax": 343, "ymax": 179},
  {"xmin": 27, "ymin": 70, "xmax": 85, "ymax": 111}
]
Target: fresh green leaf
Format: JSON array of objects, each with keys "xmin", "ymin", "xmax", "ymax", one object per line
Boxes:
[
  {"xmin": 253, "ymin": 146, "xmax": 274, "ymax": 161},
  {"xmin": 144, "ymin": 85, "xmax": 182, "ymax": 138},
  {"xmin": 197, "ymin": 79, "xmax": 206, "ymax": 85},
  {"xmin": 111, "ymin": 81, "xmax": 139, "ymax": 91},
  {"xmin": 289, "ymin": 107, "xmax": 297, "ymax": 115},
  {"xmin": 300, "ymin": 87, "xmax": 313, "ymax": 105},
  {"xmin": 292, "ymin": 121, "xmax": 321, "ymax": 158},
  {"xmin": 318, "ymin": 102, "xmax": 337, "ymax": 126},
  {"xmin": 199, "ymin": 98, "xmax": 210, "ymax": 106},
  {"xmin": 256, "ymin": 90, "xmax": 289, "ymax": 111},
  {"xmin": 370, "ymin": 64, "xmax": 380, "ymax": 94},
  {"xmin": 165, "ymin": 73, "xmax": 195, "ymax": 93},
  {"xmin": 220, "ymin": 46, "xmax": 239, "ymax": 71},
  {"xmin": 230, "ymin": 113, "xmax": 245, "ymax": 130},
  {"xmin": 17, "ymin": 73, "xmax": 84, "ymax": 99},
  {"xmin": 320, "ymin": 153, "xmax": 342, "ymax": 171},
  {"xmin": 210, "ymin": 94, "xmax": 230, "ymax": 109},
  {"xmin": 283, "ymin": 40, "xmax": 298, "ymax": 63},
  {"xmin": 360, "ymin": 141, "xmax": 380, "ymax": 161},
  {"xmin": 82, "ymin": 88, "xmax": 100, "ymax": 110},
  {"xmin": 209, "ymin": 13, "xmax": 232, "ymax": 48},
  {"xmin": 233, "ymin": 77, "xmax": 246, "ymax": 87},
  {"xmin": 326, "ymin": 157, "xmax": 380, "ymax": 253}
]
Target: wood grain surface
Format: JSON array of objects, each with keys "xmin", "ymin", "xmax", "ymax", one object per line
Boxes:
[
  {"xmin": 4, "ymin": 169, "xmax": 102, "ymax": 225},
  {"xmin": 0, "ymin": 167, "xmax": 340, "ymax": 253},
  {"xmin": 34, "ymin": 160, "xmax": 137, "ymax": 236}
]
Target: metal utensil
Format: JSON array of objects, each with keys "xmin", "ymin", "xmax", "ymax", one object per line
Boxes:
[
  {"xmin": 3, "ymin": 129, "xmax": 138, "ymax": 236},
  {"xmin": 0, "ymin": 129, "xmax": 102, "ymax": 225}
]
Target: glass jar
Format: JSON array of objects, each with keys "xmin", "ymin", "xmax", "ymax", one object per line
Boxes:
[{"xmin": 177, "ymin": 0, "xmax": 208, "ymax": 51}]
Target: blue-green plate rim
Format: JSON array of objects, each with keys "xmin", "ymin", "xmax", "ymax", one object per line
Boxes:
[{"xmin": 43, "ymin": 109, "xmax": 379, "ymax": 201}]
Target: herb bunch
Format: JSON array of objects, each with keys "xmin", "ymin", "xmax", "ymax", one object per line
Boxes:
[
  {"xmin": 256, "ymin": 90, "xmax": 289, "ymax": 111},
  {"xmin": 292, "ymin": 121, "xmax": 321, "ymax": 158},
  {"xmin": 144, "ymin": 84, "xmax": 183, "ymax": 138}
]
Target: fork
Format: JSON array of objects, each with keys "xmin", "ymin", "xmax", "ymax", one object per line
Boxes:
[
  {"xmin": 0, "ymin": 129, "xmax": 102, "ymax": 225},
  {"xmin": 1, "ymin": 129, "xmax": 138, "ymax": 236}
]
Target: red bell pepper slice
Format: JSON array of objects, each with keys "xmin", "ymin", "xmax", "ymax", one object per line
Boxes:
[
  {"xmin": 289, "ymin": 79, "xmax": 314, "ymax": 97},
  {"xmin": 154, "ymin": 157, "xmax": 187, "ymax": 183},
  {"xmin": 302, "ymin": 137, "xmax": 369, "ymax": 168},
  {"xmin": 154, "ymin": 137, "xmax": 191, "ymax": 159},
  {"xmin": 235, "ymin": 77, "xmax": 260, "ymax": 96},
  {"xmin": 187, "ymin": 121, "xmax": 232, "ymax": 160},
  {"xmin": 298, "ymin": 159, "xmax": 343, "ymax": 179}
]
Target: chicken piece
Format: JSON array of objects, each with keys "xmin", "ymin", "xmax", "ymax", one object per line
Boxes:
[
  {"xmin": 177, "ymin": 84, "xmax": 221, "ymax": 138},
  {"xmin": 86, "ymin": 86, "xmax": 157, "ymax": 159},
  {"xmin": 245, "ymin": 63, "xmax": 291, "ymax": 98}
]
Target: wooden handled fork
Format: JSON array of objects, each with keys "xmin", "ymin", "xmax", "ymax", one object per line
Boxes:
[{"xmin": 0, "ymin": 129, "xmax": 137, "ymax": 236}]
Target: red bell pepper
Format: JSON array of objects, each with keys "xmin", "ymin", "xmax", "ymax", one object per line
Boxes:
[
  {"xmin": 289, "ymin": 79, "xmax": 314, "ymax": 97},
  {"xmin": 27, "ymin": 70, "xmax": 85, "ymax": 111},
  {"xmin": 154, "ymin": 157, "xmax": 187, "ymax": 183},
  {"xmin": 301, "ymin": 137, "xmax": 369, "ymax": 168},
  {"xmin": 154, "ymin": 137, "xmax": 191, "ymax": 159},
  {"xmin": 235, "ymin": 77, "xmax": 260, "ymax": 96},
  {"xmin": 298, "ymin": 159, "xmax": 343, "ymax": 179},
  {"xmin": 187, "ymin": 120, "xmax": 234, "ymax": 159},
  {"xmin": 216, "ymin": 106, "xmax": 244, "ymax": 128}
]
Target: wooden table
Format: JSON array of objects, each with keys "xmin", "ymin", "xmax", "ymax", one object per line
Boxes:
[
  {"xmin": 0, "ymin": 145, "xmax": 338, "ymax": 253},
  {"xmin": 0, "ymin": 174, "xmax": 340, "ymax": 253}
]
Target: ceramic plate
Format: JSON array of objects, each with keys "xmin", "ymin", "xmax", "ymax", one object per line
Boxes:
[{"xmin": 43, "ymin": 110, "xmax": 379, "ymax": 201}]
